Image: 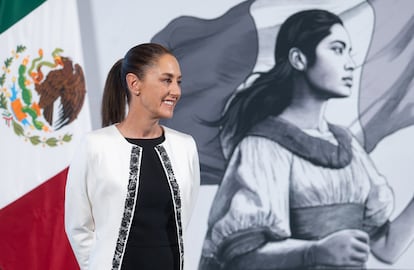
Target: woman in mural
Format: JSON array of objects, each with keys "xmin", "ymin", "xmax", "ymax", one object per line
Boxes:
[{"xmin": 198, "ymin": 9, "xmax": 414, "ymax": 270}]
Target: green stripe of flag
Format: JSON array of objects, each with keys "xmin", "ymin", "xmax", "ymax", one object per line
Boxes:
[{"xmin": 0, "ymin": 0, "xmax": 46, "ymax": 34}]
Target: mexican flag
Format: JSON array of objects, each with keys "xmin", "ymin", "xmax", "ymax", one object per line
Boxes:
[{"xmin": 0, "ymin": 0, "xmax": 91, "ymax": 269}]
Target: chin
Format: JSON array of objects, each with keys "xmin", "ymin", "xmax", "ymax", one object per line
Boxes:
[
  {"xmin": 320, "ymin": 87, "xmax": 351, "ymax": 99},
  {"xmin": 333, "ymin": 92, "xmax": 350, "ymax": 98},
  {"xmin": 337, "ymin": 88, "xmax": 352, "ymax": 98},
  {"xmin": 160, "ymin": 113, "xmax": 174, "ymax": 119}
]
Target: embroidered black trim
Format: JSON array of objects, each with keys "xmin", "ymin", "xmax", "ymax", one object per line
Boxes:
[
  {"xmin": 155, "ymin": 145, "xmax": 185, "ymax": 270},
  {"xmin": 111, "ymin": 146, "xmax": 141, "ymax": 270},
  {"xmin": 247, "ymin": 116, "xmax": 353, "ymax": 169}
]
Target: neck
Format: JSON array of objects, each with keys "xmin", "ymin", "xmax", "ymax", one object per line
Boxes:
[
  {"xmin": 279, "ymin": 75, "xmax": 328, "ymax": 130},
  {"xmin": 117, "ymin": 114, "xmax": 162, "ymax": 139}
]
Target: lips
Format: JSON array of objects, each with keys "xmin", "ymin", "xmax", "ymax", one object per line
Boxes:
[
  {"xmin": 163, "ymin": 99, "xmax": 177, "ymax": 106},
  {"xmin": 342, "ymin": 76, "xmax": 353, "ymax": 87}
]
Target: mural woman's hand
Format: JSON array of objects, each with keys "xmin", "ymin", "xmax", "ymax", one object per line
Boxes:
[{"xmin": 312, "ymin": 229, "xmax": 370, "ymax": 267}]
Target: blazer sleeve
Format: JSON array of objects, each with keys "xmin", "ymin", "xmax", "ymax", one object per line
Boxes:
[
  {"xmin": 64, "ymin": 137, "xmax": 95, "ymax": 270},
  {"xmin": 186, "ymin": 136, "xmax": 200, "ymax": 228}
]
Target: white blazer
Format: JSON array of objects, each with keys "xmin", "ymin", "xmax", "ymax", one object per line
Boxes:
[{"xmin": 65, "ymin": 125, "xmax": 200, "ymax": 270}]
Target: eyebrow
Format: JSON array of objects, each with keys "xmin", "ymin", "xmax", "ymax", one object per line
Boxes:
[
  {"xmin": 330, "ymin": 40, "xmax": 352, "ymax": 52},
  {"xmin": 162, "ymin": 72, "xmax": 182, "ymax": 79}
]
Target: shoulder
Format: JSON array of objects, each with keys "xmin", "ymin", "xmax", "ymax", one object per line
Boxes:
[
  {"xmin": 328, "ymin": 123, "xmax": 353, "ymax": 140},
  {"xmin": 328, "ymin": 123, "xmax": 368, "ymax": 154},
  {"xmin": 79, "ymin": 125, "xmax": 128, "ymax": 152},
  {"xmin": 235, "ymin": 135, "xmax": 293, "ymax": 161},
  {"xmin": 240, "ymin": 135, "xmax": 291, "ymax": 151},
  {"xmin": 83, "ymin": 125, "xmax": 120, "ymax": 142},
  {"xmin": 86, "ymin": 125, "xmax": 117, "ymax": 137},
  {"xmin": 162, "ymin": 126, "xmax": 198, "ymax": 162},
  {"xmin": 163, "ymin": 126, "xmax": 196, "ymax": 145}
]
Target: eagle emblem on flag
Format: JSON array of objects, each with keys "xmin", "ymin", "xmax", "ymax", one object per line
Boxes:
[{"xmin": 0, "ymin": 45, "xmax": 86, "ymax": 147}]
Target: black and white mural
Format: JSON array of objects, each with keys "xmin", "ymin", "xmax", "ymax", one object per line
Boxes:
[
  {"xmin": 150, "ymin": 0, "xmax": 414, "ymax": 269},
  {"xmin": 87, "ymin": 0, "xmax": 414, "ymax": 269}
]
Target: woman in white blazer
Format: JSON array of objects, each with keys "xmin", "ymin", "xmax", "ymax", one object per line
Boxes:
[{"xmin": 65, "ymin": 43, "xmax": 200, "ymax": 270}]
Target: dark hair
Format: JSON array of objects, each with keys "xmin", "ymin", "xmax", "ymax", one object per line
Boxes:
[
  {"xmin": 101, "ymin": 43, "xmax": 173, "ymax": 127},
  {"xmin": 217, "ymin": 9, "xmax": 343, "ymax": 150}
]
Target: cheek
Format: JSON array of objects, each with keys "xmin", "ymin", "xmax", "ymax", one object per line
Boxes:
[
  {"xmin": 308, "ymin": 62, "xmax": 339, "ymax": 88},
  {"xmin": 307, "ymin": 68, "xmax": 327, "ymax": 89}
]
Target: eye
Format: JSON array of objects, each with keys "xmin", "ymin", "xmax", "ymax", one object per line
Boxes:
[
  {"xmin": 163, "ymin": 78, "xmax": 172, "ymax": 84},
  {"xmin": 332, "ymin": 46, "xmax": 344, "ymax": 55}
]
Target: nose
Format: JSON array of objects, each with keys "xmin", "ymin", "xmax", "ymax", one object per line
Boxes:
[
  {"xmin": 345, "ymin": 54, "xmax": 356, "ymax": 71},
  {"xmin": 169, "ymin": 80, "xmax": 181, "ymax": 99}
]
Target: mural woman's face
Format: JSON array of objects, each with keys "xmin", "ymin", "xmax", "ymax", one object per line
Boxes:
[{"xmin": 305, "ymin": 23, "xmax": 355, "ymax": 98}]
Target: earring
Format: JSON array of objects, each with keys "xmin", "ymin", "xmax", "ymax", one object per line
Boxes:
[{"xmin": 135, "ymin": 91, "xmax": 140, "ymax": 96}]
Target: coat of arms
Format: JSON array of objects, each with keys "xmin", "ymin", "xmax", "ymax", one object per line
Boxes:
[{"xmin": 0, "ymin": 45, "xmax": 86, "ymax": 146}]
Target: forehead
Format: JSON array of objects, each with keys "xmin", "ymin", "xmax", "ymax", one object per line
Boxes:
[
  {"xmin": 147, "ymin": 54, "xmax": 181, "ymax": 75},
  {"xmin": 319, "ymin": 23, "xmax": 351, "ymax": 47},
  {"xmin": 154, "ymin": 54, "xmax": 179, "ymax": 68}
]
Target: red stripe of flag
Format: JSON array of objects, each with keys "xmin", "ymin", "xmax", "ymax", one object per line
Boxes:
[{"xmin": 0, "ymin": 168, "xmax": 79, "ymax": 270}]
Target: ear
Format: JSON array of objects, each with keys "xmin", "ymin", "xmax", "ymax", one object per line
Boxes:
[
  {"xmin": 126, "ymin": 73, "xmax": 141, "ymax": 92},
  {"xmin": 288, "ymin": 47, "xmax": 307, "ymax": 71}
]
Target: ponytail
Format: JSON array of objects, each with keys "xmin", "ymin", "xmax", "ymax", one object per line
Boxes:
[{"xmin": 101, "ymin": 59, "xmax": 128, "ymax": 127}]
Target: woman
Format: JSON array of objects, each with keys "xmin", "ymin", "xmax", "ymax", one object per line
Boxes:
[
  {"xmin": 199, "ymin": 9, "xmax": 414, "ymax": 269},
  {"xmin": 65, "ymin": 43, "xmax": 200, "ymax": 270}
]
